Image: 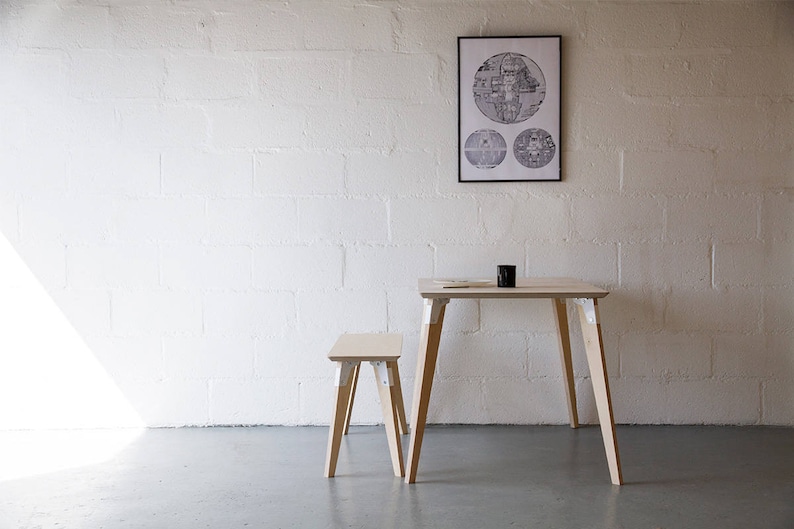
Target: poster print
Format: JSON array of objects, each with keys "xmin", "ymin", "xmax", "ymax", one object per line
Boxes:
[{"xmin": 458, "ymin": 36, "xmax": 561, "ymax": 182}]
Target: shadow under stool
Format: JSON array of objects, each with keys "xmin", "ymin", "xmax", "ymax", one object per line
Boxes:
[{"xmin": 324, "ymin": 333, "xmax": 408, "ymax": 477}]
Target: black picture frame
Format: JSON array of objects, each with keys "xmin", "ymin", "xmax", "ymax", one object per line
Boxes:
[{"xmin": 458, "ymin": 35, "xmax": 562, "ymax": 182}]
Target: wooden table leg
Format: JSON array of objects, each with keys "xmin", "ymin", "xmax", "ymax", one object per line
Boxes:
[
  {"xmin": 374, "ymin": 360, "xmax": 405, "ymax": 477},
  {"xmin": 405, "ymin": 297, "xmax": 448, "ymax": 484},
  {"xmin": 574, "ymin": 297, "xmax": 623, "ymax": 485},
  {"xmin": 552, "ymin": 298, "xmax": 579, "ymax": 428},
  {"xmin": 391, "ymin": 362, "xmax": 409, "ymax": 435},
  {"xmin": 325, "ymin": 361, "xmax": 357, "ymax": 478},
  {"xmin": 342, "ymin": 363, "xmax": 360, "ymax": 435}
]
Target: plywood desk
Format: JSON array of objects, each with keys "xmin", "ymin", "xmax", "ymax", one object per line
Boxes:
[{"xmin": 406, "ymin": 277, "xmax": 622, "ymax": 485}]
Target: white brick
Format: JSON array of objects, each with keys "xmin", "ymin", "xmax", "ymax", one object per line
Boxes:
[
  {"xmin": 12, "ymin": 242, "xmax": 66, "ymax": 289},
  {"xmin": 110, "ymin": 6, "xmax": 209, "ymax": 50},
  {"xmin": 763, "ymin": 379, "xmax": 794, "ymax": 425},
  {"xmin": 566, "ymin": 48, "xmax": 623, "ymax": 102},
  {"xmin": 253, "ymin": 245, "xmax": 343, "ymax": 290},
  {"xmin": 345, "ymin": 245, "xmax": 433, "ymax": 289},
  {"xmin": 714, "ymin": 241, "xmax": 790, "ymax": 288},
  {"xmin": 300, "ymin": 377, "xmax": 349, "ymax": 425},
  {"xmin": 346, "ymin": 151, "xmax": 434, "ymax": 197},
  {"xmin": 164, "ymin": 336, "xmax": 254, "ymax": 379},
  {"xmin": 206, "ymin": 198, "xmax": 298, "ymax": 245},
  {"xmin": 395, "ymin": 6, "xmax": 486, "ymax": 54},
  {"xmin": 19, "ymin": 197, "xmax": 115, "ymax": 243},
  {"xmin": 16, "ymin": 4, "xmax": 111, "ymax": 50},
  {"xmin": 0, "ymin": 51, "xmax": 68, "ymax": 102},
  {"xmin": 601, "ymin": 286, "xmax": 665, "ymax": 333},
  {"xmin": 298, "ymin": 198, "xmax": 388, "ymax": 243},
  {"xmin": 296, "ymin": 290, "xmax": 387, "ymax": 334},
  {"xmin": 0, "ymin": 150, "xmax": 68, "ymax": 196},
  {"xmin": 621, "ymin": 242, "xmax": 710, "ymax": 289},
  {"xmin": 301, "ymin": 4, "xmax": 394, "ymax": 51},
  {"xmin": 50, "ymin": 288, "xmax": 111, "ymax": 336},
  {"xmin": 210, "ymin": 378, "xmax": 299, "ymax": 425},
  {"xmin": 666, "ymin": 195, "xmax": 758, "ymax": 243},
  {"xmin": 611, "ymin": 378, "xmax": 760, "ymax": 425},
  {"xmin": 715, "ymin": 151, "xmax": 794, "ymax": 192},
  {"xmin": 526, "ymin": 242, "xmax": 618, "ymax": 285},
  {"xmin": 67, "ymin": 244, "xmax": 158, "ymax": 288},
  {"xmin": 393, "ymin": 102, "xmax": 455, "ymax": 151},
  {"xmin": 527, "ymin": 333, "xmax": 569, "ymax": 379},
  {"xmin": 713, "ymin": 333, "xmax": 789, "ymax": 379},
  {"xmin": 665, "ymin": 287, "xmax": 761, "ymax": 333},
  {"xmin": 435, "ymin": 243, "xmax": 524, "ymax": 279},
  {"xmin": 162, "ymin": 151, "xmax": 253, "ymax": 196},
  {"xmin": 480, "ymin": 195, "xmax": 570, "ymax": 243},
  {"xmin": 160, "ymin": 245, "xmax": 251, "ymax": 290},
  {"xmin": 671, "ymin": 103, "xmax": 771, "ymax": 151},
  {"xmin": 586, "ymin": 3, "xmax": 682, "ymax": 48},
  {"xmin": 210, "ymin": 8, "xmax": 303, "ymax": 52},
  {"xmin": 69, "ymin": 51, "xmax": 164, "ymax": 99},
  {"xmin": 437, "ymin": 333, "xmax": 527, "ymax": 379},
  {"xmin": 571, "ymin": 195, "xmax": 664, "ymax": 243},
  {"xmin": 118, "ymin": 103, "xmax": 209, "ymax": 149},
  {"xmin": 128, "ymin": 379, "xmax": 210, "ymax": 427},
  {"xmin": 481, "ymin": 379, "xmax": 570, "ymax": 424},
  {"xmin": 481, "ymin": 299, "xmax": 556, "ymax": 334},
  {"xmin": 622, "ymin": 151, "xmax": 714, "ymax": 192},
  {"xmin": 619, "ymin": 332, "xmax": 711, "ymax": 378},
  {"xmin": 679, "ymin": 3, "xmax": 776, "ymax": 48},
  {"xmin": 203, "ymin": 291, "xmax": 295, "ymax": 337},
  {"xmin": 257, "ymin": 57, "xmax": 344, "ymax": 103},
  {"xmin": 112, "ymin": 290, "xmax": 202, "ymax": 336},
  {"xmin": 428, "ymin": 378, "xmax": 486, "ymax": 424},
  {"xmin": 83, "ymin": 335, "xmax": 163, "ymax": 381},
  {"xmin": 69, "ymin": 147, "xmax": 160, "ymax": 196},
  {"xmin": 0, "ymin": 193, "xmax": 18, "ymax": 242},
  {"xmin": 304, "ymin": 102, "xmax": 395, "ymax": 150},
  {"xmin": 207, "ymin": 103, "xmax": 306, "ymax": 150},
  {"xmin": 255, "ymin": 333, "xmax": 331, "ymax": 380},
  {"xmin": 764, "ymin": 285, "xmax": 794, "ymax": 333},
  {"xmin": 255, "ymin": 152, "xmax": 345, "ymax": 196},
  {"xmin": 165, "ymin": 55, "xmax": 253, "ymax": 100},
  {"xmin": 352, "ymin": 53, "xmax": 438, "ymax": 101},
  {"xmin": 761, "ymin": 190, "xmax": 793, "ymax": 242},
  {"xmin": 573, "ymin": 99, "xmax": 671, "ymax": 150},
  {"xmin": 391, "ymin": 197, "xmax": 479, "ymax": 244},
  {"xmin": 115, "ymin": 198, "xmax": 206, "ymax": 243}
]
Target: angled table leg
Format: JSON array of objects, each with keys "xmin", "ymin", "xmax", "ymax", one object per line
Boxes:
[
  {"xmin": 373, "ymin": 360, "xmax": 405, "ymax": 477},
  {"xmin": 573, "ymin": 297, "xmax": 623, "ymax": 485},
  {"xmin": 342, "ymin": 363, "xmax": 360, "ymax": 435},
  {"xmin": 325, "ymin": 361, "xmax": 358, "ymax": 478},
  {"xmin": 405, "ymin": 297, "xmax": 448, "ymax": 484},
  {"xmin": 391, "ymin": 361, "xmax": 409, "ymax": 435},
  {"xmin": 552, "ymin": 298, "xmax": 579, "ymax": 428}
]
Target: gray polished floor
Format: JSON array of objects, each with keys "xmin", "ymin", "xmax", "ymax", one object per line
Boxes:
[{"xmin": 1, "ymin": 425, "xmax": 792, "ymax": 528}]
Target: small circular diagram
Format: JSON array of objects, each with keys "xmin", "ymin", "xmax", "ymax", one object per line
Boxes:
[
  {"xmin": 472, "ymin": 52, "xmax": 546, "ymax": 124},
  {"xmin": 513, "ymin": 128, "xmax": 556, "ymax": 169},
  {"xmin": 464, "ymin": 129, "xmax": 508, "ymax": 169}
]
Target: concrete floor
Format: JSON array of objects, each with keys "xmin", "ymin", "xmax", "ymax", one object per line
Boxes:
[{"xmin": 0, "ymin": 425, "xmax": 792, "ymax": 529}]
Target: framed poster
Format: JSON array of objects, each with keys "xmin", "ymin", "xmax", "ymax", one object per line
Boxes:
[{"xmin": 458, "ymin": 36, "xmax": 561, "ymax": 182}]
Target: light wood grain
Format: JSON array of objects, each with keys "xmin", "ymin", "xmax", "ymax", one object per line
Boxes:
[
  {"xmin": 342, "ymin": 363, "xmax": 360, "ymax": 435},
  {"xmin": 377, "ymin": 361, "xmax": 405, "ymax": 477},
  {"xmin": 324, "ymin": 362, "xmax": 356, "ymax": 478},
  {"xmin": 576, "ymin": 299, "xmax": 623, "ymax": 485},
  {"xmin": 406, "ymin": 299, "xmax": 447, "ymax": 484},
  {"xmin": 418, "ymin": 277, "xmax": 608, "ymax": 300},
  {"xmin": 328, "ymin": 333, "xmax": 403, "ymax": 362},
  {"xmin": 552, "ymin": 298, "xmax": 579, "ymax": 429}
]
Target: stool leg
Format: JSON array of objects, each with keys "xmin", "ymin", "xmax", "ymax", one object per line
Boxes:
[
  {"xmin": 390, "ymin": 361, "xmax": 409, "ymax": 435},
  {"xmin": 373, "ymin": 361, "xmax": 405, "ymax": 477},
  {"xmin": 342, "ymin": 363, "xmax": 360, "ymax": 435},
  {"xmin": 325, "ymin": 361, "xmax": 357, "ymax": 478}
]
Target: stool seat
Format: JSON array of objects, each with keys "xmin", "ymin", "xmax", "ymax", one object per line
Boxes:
[{"xmin": 324, "ymin": 333, "xmax": 408, "ymax": 478}]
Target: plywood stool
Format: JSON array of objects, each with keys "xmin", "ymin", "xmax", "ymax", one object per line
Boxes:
[{"xmin": 324, "ymin": 333, "xmax": 408, "ymax": 478}]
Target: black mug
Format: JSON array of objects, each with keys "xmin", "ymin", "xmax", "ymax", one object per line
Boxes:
[{"xmin": 497, "ymin": 265, "xmax": 516, "ymax": 288}]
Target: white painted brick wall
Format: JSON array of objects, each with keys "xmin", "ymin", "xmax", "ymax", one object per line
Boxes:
[{"xmin": 0, "ymin": 0, "xmax": 791, "ymax": 430}]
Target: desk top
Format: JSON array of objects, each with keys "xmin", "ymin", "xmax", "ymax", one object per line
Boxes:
[{"xmin": 418, "ymin": 277, "xmax": 608, "ymax": 299}]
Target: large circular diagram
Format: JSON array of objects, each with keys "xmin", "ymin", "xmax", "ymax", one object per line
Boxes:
[
  {"xmin": 464, "ymin": 129, "xmax": 507, "ymax": 169},
  {"xmin": 472, "ymin": 52, "xmax": 546, "ymax": 124},
  {"xmin": 513, "ymin": 128, "xmax": 556, "ymax": 169}
]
